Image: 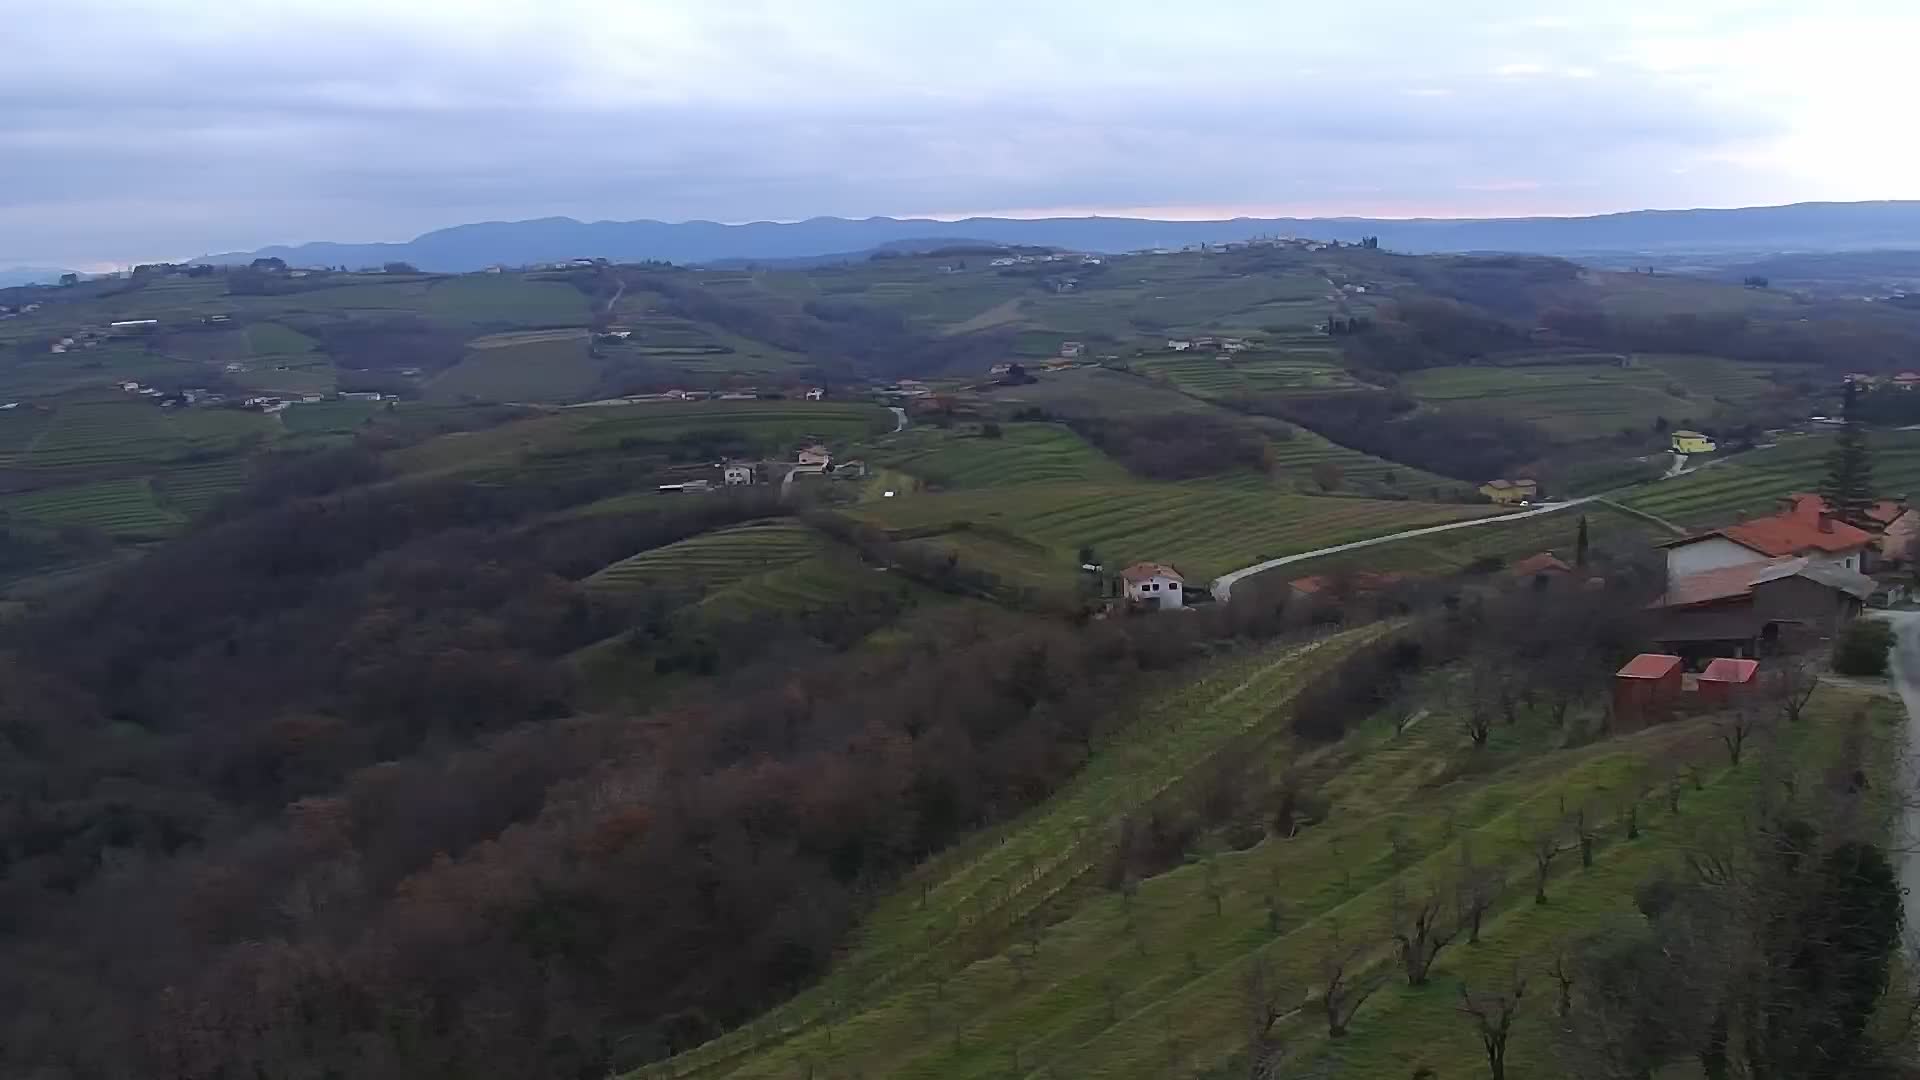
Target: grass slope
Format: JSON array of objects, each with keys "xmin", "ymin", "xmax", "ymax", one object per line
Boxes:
[
  {"xmin": 658, "ymin": 650, "xmax": 1894, "ymax": 1080},
  {"xmin": 852, "ymin": 482, "xmax": 1500, "ymax": 584},
  {"xmin": 0, "ymin": 476, "xmax": 182, "ymax": 537},
  {"xmin": 1621, "ymin": 427, "xmax": 1920, "ymax": 528},
  {"xmin": 863, "ymin": 424, "xmax": 1129, "ymax": 489},
  {"xmin": 583, "ymin": 520, "xmax": 825, "ymax": 593}
]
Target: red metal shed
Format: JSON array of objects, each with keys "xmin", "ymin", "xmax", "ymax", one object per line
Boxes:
[
  {"xmin": 1695, "ymin": 657, "xmax": 1760, "ymax": 709},
  {"xmin": 1613, "ymin": 653, "xmax": 1684, "ymax": 730}
]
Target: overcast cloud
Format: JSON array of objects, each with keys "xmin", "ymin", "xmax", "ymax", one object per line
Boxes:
[{"xmin": 3, "ymin": 0, "xmax": 1916, "ymax": 267}]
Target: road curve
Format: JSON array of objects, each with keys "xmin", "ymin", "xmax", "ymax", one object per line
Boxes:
[
  {"xmin": 1209, "ymin": 496, "xmax": 1603, "ymax": 602},
  {"xmin": 888, "ymin": 406, "xmax": 909, "ymax": 433}
]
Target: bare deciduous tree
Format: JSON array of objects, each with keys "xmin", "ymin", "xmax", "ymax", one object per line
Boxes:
[
  {"xmin": 1714, "ymin": 702, "xmax": 1765, "ymax": 766},
  {"xmin": 1456, "ymin": 849, "xmax": 1505, "ymax": 945},
  {"xmin": 1241, "ymin": 953, "xmax": 1289, "ymax": 1079},
  {"xmin": 1531, "ymin": 819, "xmax": 1572, "ymax": 904},
  {"xmin": 1390, "ymin": 881, "xmax": 1460, "ymax": 986},
  {"xmin": 1767, "ymin": 655, "xmax": 1819, "ymax": 724},
  {"xmin": 1459, "ymin": 970, "xmax": 1528, "ymax": 1080},
  {"xmin": 1317, "ymin": 931, "xmax": 1381, "ymax": 1038}
]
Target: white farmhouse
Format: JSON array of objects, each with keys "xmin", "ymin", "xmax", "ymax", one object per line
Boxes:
[
  {"xmin": 797, "ymin": 444, "xmax": 832, "ymax": 467},
  {"xmin": 723, "ymin": 464, "xmax": 754, "ymax": 486},
  {"xmin": 1121, "ymin": 562, "xmax": 1185, "ymax": 609}
]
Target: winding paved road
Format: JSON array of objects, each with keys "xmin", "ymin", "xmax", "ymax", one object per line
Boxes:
[{"xmin": 1209, "ymin": 496, "xmax": 1604, "ymax": 601}]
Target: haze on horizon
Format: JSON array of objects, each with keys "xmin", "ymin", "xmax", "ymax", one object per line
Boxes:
[{"xmin": 4, "ymin": 0, "xmax": 1917, "ymax": 269}]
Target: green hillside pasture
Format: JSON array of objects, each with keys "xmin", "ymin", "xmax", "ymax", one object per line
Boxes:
[
  {"xmin": 421, "ymin": 275, "xmax": 592, "ymax": 324},
  {"xmin": 853, "ymin": 482, "xmax": 1501, "ymax": 584},
  {"xmin": 231, "ymin": 360, "xmax": 336, "ymax": 396},
  {"xmin": 245, "ymin": 321, "xmax": 319, "ymax": 356},
  {"xmin": 984, "ymin": 368, "xmax": 1222, "ymax": 418},
  {"xmin": 574, "ymin": 402, "xmax": 893, "ymax": 454},
  {"xmin": 0, "ymin": 345, "xmax": 206, "ymax": 400},
  {"xmin": 23, "ymin": 402, "xmax": 277, "ymax": 470},
  {"xmin": 25, "ymin": 402, "xmax": 182, "ymax": 468},
  {"xmin": 429, "ymin": 337, "xmax": 602, "ymax": 402},
  {"xmin": 661, "ymin": 646, "xmax": 1891, "ymax": 1080},
  {"xmin": 0, "ymin": 408, "xmax": 52, "ymax": 466},
  {"xmin": 1591, "ymin": 270, "xmax": 1803, "ymax": 318},
  {"xmin": 1402, "ymin": 362, "xmax": 1703, "ymax": 440},
  {"xmin": 864, "ymin": 423, "xmax": 1128, "ymax": 489},
  {"xmin": 1621, "ymin": 427, "xmax": 1920, "ymax": 528},
  {"xmin": 0, "ymin": 477, "xmax": 182, "ymax": 537},
  {"xmin": 583, "ymin": 520, "xmax": 825, "ymax": 593},
  {"xmin": 154, "ymin": 457, "xmax": 253, "ymax": 517},
  {"xmin": 1258, "ymin": 427, "xmax": 1464, "ymax": 495},
  {"xmin": 1133, "ymin": 350, "xmax": 1370, "ymax": 401},
  {"xmin": 1635, "ymin": 352, "xmax": 1791, "ymax": 403},
  {"xmin": 691, "ymin": 551, "xmax": 918, "ymax": 624},
  {"xmin": 280, "ymin": 400, "xmax": 384, "ymax": 435},
  {"xmin": 656, "ymin": 627, "xmax": 1397, "ymax": 1079}
]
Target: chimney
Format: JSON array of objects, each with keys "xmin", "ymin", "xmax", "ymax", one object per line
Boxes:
[{"xmin": 1818, "ymin": 511, "xmax": 1835, "ymax": 533}]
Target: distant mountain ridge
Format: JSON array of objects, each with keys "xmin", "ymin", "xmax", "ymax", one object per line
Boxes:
[{"xmin": 199, "ymin": 200, "xmax": 1920, "ymax": 272}]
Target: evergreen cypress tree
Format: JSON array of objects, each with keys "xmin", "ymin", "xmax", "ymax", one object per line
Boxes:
[
  {"xmin": 1820, "ymin": 381, "xmax": 1876, "ymax": 527},
  {"xmin": 1575, "ymin": 514, "xmax": 1590, "ymax": 568}
]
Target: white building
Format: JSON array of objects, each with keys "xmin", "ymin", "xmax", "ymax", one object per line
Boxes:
[
  {"xmin": 1167, "ymin": 339, "xmax": 1192, "ymax": 351},
  {"xmin": 797, "ymin": 444, "xmax": 832, "ymax": 466},
  {"xmin": 1121, "ymin": 562, "xmax": 1185, "ymax": 609},
  {"xmin": 804, "ymin": 387, "xmax": 825, "ymax": 400},
  {"xmin": 723, "ymin": 464, "xmax": 754, "ymax": 486},
  {"xmin": 1662, "ymin": 494, "xmax": 1874, "ymax": 579}
]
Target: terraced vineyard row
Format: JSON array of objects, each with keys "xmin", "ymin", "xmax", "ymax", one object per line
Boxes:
[
  {"xmin": 154, "ymin": 458, "xmax": 253, "ymax": 517},
  {"xmin": 1622, "ymin": 427, "xmax": 1920, "ymax": 527},
  {"xmin": 1132, "ymin": 350, "xmax": 1369, "ymax": 400},
  {"xmin": 584, "ymin": 520, "xmax": 824, "ymax": 593},
  {"xmin": 693, "ymin": 552, "xmax": 918, "ymax": 622},
  {"xmin": 855, "ymin": 482, "xmax": 1500, "ymax": 581},
  {"xmin": 864, "ymin": 423, "xmax": 1127, "ymax": 489},
  {"xmin": 0, "ymin": 477, "xmax": 182, "ymax": 537}
]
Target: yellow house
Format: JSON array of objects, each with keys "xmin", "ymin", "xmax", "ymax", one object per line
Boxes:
[
  {"xmin": 1479, "ymin": 478, "xmax": 1538, "ymax": 504},
  {"xmin": 1671, "ymin": 430, "xmax": 1716, "ymax": 454}
]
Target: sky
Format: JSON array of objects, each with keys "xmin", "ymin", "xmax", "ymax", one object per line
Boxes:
[{"xmin": 3, "ymin": 0, "xmax": 1918, "ymax": 268}]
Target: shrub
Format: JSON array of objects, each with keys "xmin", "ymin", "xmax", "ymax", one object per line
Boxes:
[{"xmin": 1832, "ymin": 618, "xmax": 1894, "ymax": 676}]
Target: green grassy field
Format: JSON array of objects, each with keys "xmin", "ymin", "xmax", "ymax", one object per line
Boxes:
[
  {"xmin": 0, "ymin": 477, "xmax": 182, "ymax": 536},
  {"xmin": 153, "ymin": 457, "xmax": 253, "ymax": 518},
  {"xmin": 429, "ymin": 337, "xmax": 602, "ymax": 402},
  {"xmin": 652, "ymin": 625, "xmax": 1895, "ymax": 1080},
  {"xmin": 1402, "ymin": 362, "xmax": 1705, "ymax": 439},
  {"xmin": 583, "ymin": 520, "xmax": 825, "ymax": 592},
  {"xmin": 245, "ymin": 321, "xmax": 318, "ymax": 356},
  {"xmin": 851, "ymin": 481, "xmax": 1502, "ymax": 584},
  {"xmin": 1257, "ymin": 427, "xmax": 1466, "ymax": 496},
  {"xmin": 863, "ymin": 423, "xmax": 1129, "ymax": 489},
  {"xmin": 1620, "ymin": 427, "xmax": 1920, "ymax": 527},
  {"xmin": 1131, "ymin": 349, "xmax": 1370, "ymax": 400}
]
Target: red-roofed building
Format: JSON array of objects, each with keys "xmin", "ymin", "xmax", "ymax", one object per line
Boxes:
[
  {"xmin": 1509, "ymin": 552, "xmax": 1572, "ymax": 580},
  {"xmin": 1614, "ymin": 653, "xmax": 1684, "ymax": 730},
  {"xmin": 1121, "ymin": 562, "xmax": 1185, "ymax": 609},
  {"xmin": 1695, "ymin": 657, "xmax": 1760, "ymax": 708},
  {"xmin": 1662, "ymin": 493, "xmax": 1873, "ymax": 579},
  {"xmin": 1650, "ymin": 555, "xmax": 1873, "ymax": 661}
]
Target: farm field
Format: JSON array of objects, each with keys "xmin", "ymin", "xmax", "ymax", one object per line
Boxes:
[
  {"xmin": 153, "ymin": 457, "xmax": 253, "ymax": 518},
  {"xmin": 851, "ymin": 481, "xmax": 1502, "ymax": 584},
  {"xmin": 280, "ymin": 399, "xmax": 385, "ymax": 434},
  {"xmin": 655, "ymin": 625, "xmax": 1895, "ymax": 1080},
  {"xmin": 1403, "ymin": 361, "xmax": 1709, "ymax": 439},
  {"xmin": 583, "ymin": 520, "xmax": 825, "ymax": 593},
  {"xmin": 429, "ymin": 337, "xmax": 602, "ymax": 402},
  {"xmin": 1255, "ymin": 427, "xmax": 1466, "ymax": 496},
  {"xmin": 0, "ymin": 477, "xmax": 182, "ymax": 537},
  {"xmin": 244, "ymin": 321, "xmax": 319, "ymax": 356},
  {"xmin": 692, "ymin": 550, "xmax": 920, "ymax": 623},
  {"xmin": 1131, "ymin": 349, "xmax": 1370, "ymax": 400},
  {"xmin": 862, "ymin": 423, "xmax": 1128, "ymax": 489},
  {"xmin": 1620, "ymin": 426, "xmax": 1920, "ymax": 527}
]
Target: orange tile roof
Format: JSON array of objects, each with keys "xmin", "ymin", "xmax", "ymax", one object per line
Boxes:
[
  {"xmin": 1617, "ymin": 654, "xmax": 1682, "ymax": 679},
  {"xmin": 1509, "ymin": 552, "xmax": 1572, "ymax": 576},
  {"xmin": 1682, "ymin": 493, "xmax": 1875, "ymax": 557},
  {"xmin": 1121, "ymin": 562, "xmax": 1183, "ymax": 584}
]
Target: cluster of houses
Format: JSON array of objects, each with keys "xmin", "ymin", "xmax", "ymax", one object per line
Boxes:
[
  {"xmin": 1165, "ymin": 337, "xmax": 1251, "ymax": 353},
  {"xmin": 1845, "ymin": 371, "xmax": 1920, "ymax": 390},
  {"xmin": 986, "ymin": 253, "xmax": 1104, "ymax": 268},
  {"xmin": 0, "ymin": 302, "xmax": 44, "ymax": 320},
  {"xmin": 656, "ymin": 442, "xmax": 863, "ymax": 495}
]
